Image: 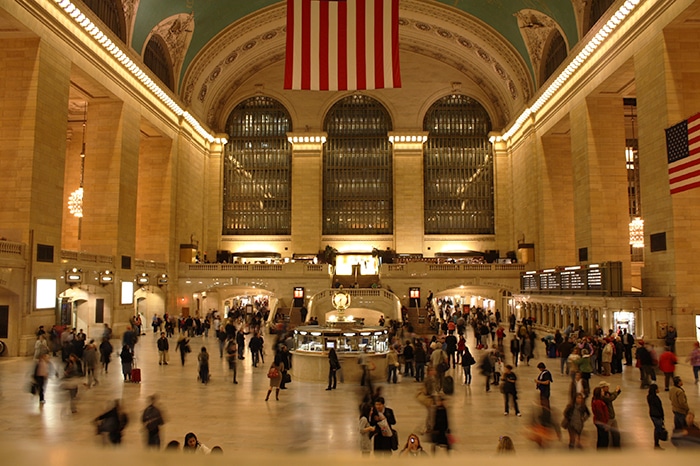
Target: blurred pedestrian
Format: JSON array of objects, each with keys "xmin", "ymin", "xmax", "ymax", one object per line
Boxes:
[{"xmin": 142, "ymin": 394, "xmax": 165, "ymax": 448}]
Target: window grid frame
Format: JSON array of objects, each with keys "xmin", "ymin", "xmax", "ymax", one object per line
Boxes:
[
  {"xmin": 323, "ymin": 95, "xmax": 394, "ymax": 236},
  {"xmin": 423, "ymin": 95, "xmax": 494, "ymax": 235},
  {"xmin": 223, "ymin": 96, "xmax": 293, "ymax": 236}
]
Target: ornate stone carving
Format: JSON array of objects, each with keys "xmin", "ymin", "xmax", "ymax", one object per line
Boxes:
[
  {"xmin": 401, "ymin": 0, "xmax": 533, "ymax": 101},
  {"xmin": 514, "ymin": 9, "xmax": 563, "ymax": 80},
  {"xmin": 570, "ymin": 0, "xmax": 587, "ymax": 37},
  {"xmin": 150, "ymin": 13, "xmax": 196, "ymax": 84},
  {"xmin": 122, "ymin": 0, "xmax": 140, "ymax": 43}
]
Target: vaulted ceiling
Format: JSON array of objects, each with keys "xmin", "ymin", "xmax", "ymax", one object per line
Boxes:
[
  {"xmin": 129, "ymin": 0, "xmax": 580, "ymax": 85},
  {"xmin": 120, "ymin": 0, "xmax": 590, "ymax": 131}
]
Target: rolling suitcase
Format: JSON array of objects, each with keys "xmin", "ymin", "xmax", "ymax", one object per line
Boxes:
[{"xmin": 131, "ymin": 360, "xmax": 141, "ymax": 383}]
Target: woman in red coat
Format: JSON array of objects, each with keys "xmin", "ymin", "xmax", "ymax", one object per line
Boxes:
[
  {"xmin": 658, "ymin": 347, "xmax": 678, "ymax": 391},
  {"xmin": 591, "ymin": 386, "xmax": 609, "ymax": 449}
]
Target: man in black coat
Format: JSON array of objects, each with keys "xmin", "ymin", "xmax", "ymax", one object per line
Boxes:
[
  {"xmin": 370, "ymin": 397, "xmax": 397, "ymax": 455},
  {"xmin": 558, "ymin": 338, "xmax": 575, "ymax": 375},
  {"xmin": 276, "ymin": 345, "xmax": 292, "ymax": 389}
]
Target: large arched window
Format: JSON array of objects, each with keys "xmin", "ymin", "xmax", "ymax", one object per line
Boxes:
[
  {"xmin": 143, "ymin": 35, "xmax": 174, "ymax": 91},
  {"xmin": 323, "ymin": 95, "xmax": 393, "ymax": 235},
  {"xmin": 423, "ymin": 95, "xmax": 494, "ymax": 235},
  {"xmin": 541, "ymin": 30, "xmax": 567, "ymax": 85},
  {"xmin": 81, "ymin": 0, "xmax": 127, "ymax": 42},
  {"xmin": 223, "ymin": 97, "xmax": 292, "ymax": 235},
  {"xmin": 585, "ymin": 0, "xmax": 615, "ymax": 34}
]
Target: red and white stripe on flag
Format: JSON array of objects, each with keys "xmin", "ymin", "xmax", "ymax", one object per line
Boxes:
[
  {"xmin": 284, "ymin": 0, "xmax": 401, "ymax": 91},
  {"xmin": 667, "ymin": 112, "xmax": 700, "ymax": 195}
]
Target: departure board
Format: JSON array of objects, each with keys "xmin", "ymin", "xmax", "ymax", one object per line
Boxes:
[
  {"xmin": 587, "ymin": 267, "xmax": 603, "ymax": 289},
  {"xmin": 521, "ymin": 274, "xmax": 538, "ymax": 291}
]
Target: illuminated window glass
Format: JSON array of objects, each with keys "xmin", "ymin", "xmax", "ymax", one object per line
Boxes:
[
  {"xmin": 323, "ymin": 95, "xmax": 393, "ymax": 235},
  {"xmin": 423, "ymin": 95, "xmax": 494, "ymax": 235},
  {"xmin": 223, "ymin": 96, "xmax": 292, "ymax": 235},
  {"xmin": 81, "ymin": 0, "xmax": 127, "ymax": 42},
  {"xmin": 143, "ymin": 35, "xmax": 174, "ymax": 91}
]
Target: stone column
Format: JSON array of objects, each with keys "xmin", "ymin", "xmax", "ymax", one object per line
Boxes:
[
  {"xmin": 635, "ymin": 26, "xmax": 700, "ymax": 351},
  {"xmin": 202, "ymin": 134, "xmax": 227, "ymax": 263},
  {"xmin": 288, "ymin": 133, "xmax": 326, "ymax": 255},
  {"xmin": 0, "ymin": 39, "xmax": 70, "ymax": 249},
  {"xmin": 81, "ymin": 101, "xmax": 140, "ymax": 259},
  {"xmin": 569, "ymin": 96, "xmax": 630, "ymax": 288},
  {"xmin": 136, "ymin": 134, "xmax": 174, "ymax": 263},
  {"xmin": 0, "ymin": 39, "xmax": 70, "ymax": 354},
  {"xmin": 389, "ymin": 132, "xmax": 427, "ymax": 254},
  {"xmin": 491, "ymin": 137, "xmax": 513, "ymax": 256},
  {"xmin": 539, "ymin": 131, "xmax": 576, "ymax": 267}
]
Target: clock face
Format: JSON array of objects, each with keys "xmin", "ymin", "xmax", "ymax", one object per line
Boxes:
[{"xmin": 332, "ymin": 291, "xmax": 351, "ymax": 311}]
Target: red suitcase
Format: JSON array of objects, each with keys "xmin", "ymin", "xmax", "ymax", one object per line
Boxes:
[{"xmin": 131, "ymin": 367, "xmax": 141, "ymax": 383}]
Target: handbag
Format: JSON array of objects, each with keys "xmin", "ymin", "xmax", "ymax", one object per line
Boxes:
[
  {"xmin": 283, "ymin": 372, "xmax": 291, "ymax": 383},
  {"xmin": 267, "ymin": 367, "xmax": 280, "ymax": 378},
  {"xmin": 390, "ymin": 429, "xmax": 399, "ymax": 450}
]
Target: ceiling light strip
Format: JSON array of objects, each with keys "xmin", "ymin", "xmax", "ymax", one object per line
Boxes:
[
  {"xmin": 51, "ymin": 0, "xmax": 219, "ymax": 144},
  {"xmin": 498, "ymin": 0, "xmax": 643, "ymax": 142}
]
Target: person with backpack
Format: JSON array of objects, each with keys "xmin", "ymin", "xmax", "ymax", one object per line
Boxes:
[{"xmin": 142, "ymin": 395, "xmax": 165, "ymax": 448}]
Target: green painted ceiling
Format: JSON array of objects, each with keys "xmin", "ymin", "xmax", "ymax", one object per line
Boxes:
[{"xmin": 131, "ymin": 0, "xmax": 579, "ymax": 83}]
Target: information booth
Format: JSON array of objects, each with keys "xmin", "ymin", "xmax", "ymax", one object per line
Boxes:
[{"xmin": 291, "ymin": 325, "xmax": 389, "ymax": 382}]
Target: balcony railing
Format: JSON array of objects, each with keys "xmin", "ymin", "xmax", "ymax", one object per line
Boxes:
[{"xmin": 0, "ymin": 240, "xmax": 23, "ymax": 256}]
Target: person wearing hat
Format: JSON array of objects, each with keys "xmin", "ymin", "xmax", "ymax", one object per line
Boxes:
[
  {"xmin": 599, "ymin": 381, "xmax": 622, "ymax": 447},
  {"xmin": 669, "ymin": 376, "xmax": 690, "ymax": 430}
]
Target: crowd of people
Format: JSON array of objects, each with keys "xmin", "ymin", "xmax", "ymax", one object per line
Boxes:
[{"xmin": 25, "ymin": 302, "xmax": 700, "ymax": 456}]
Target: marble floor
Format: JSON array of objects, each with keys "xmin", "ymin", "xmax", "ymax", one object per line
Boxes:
[{"xmin": 1, "ymin": 328, "xmax": 699, "ymax": 461}]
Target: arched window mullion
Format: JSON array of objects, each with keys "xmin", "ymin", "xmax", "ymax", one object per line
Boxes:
[
  {"xmin": 323, "ymin": 95, "xmax": 393, "ymax": 235},
  {"xmin": 223, "ymin": 97, "xmax": 293, "ymax": 236},
  {"xmin": 423, "ymin": 95, "xmax": 494, "ymax": 235}
]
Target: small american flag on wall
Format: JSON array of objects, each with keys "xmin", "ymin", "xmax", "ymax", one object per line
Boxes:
[
  {"xmin": 284, "ymin": 0, "xmax": 401, "ymax": 91},
  {"xmin": 666, "ymin": 112, "xmax": 700, "ymax": 195}
]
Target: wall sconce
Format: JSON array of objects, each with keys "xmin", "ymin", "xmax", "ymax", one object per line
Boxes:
[
  {"xmin": 157, "ymin": 273, "xmax": 168, "ymax": 286},
  {"xmin": 137, "ymin": 272, "xmax": 150, "ymax": 286},
  {"xmin": 99, "ymin": 270, "xmax": 114, "ymax": 285},
  {"xmin": 65, "ymin": 267, "xmax": 83, "ymax": 285}
]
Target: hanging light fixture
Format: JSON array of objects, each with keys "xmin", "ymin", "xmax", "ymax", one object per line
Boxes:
[
  {"xmin": 67, "ymin": 102, "xmax": 87, "ymax": 237},
  {"xmin": 629, "ymin": 217, "xmax": 644, "ymax": 248}
]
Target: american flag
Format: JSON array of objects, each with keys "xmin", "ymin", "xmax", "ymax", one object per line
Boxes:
[
  {"xmin": 284, "ymin": 0, "xmax": 401, "ymax": 91},
  {"xmin": 667, "ymin": 112, "xmax": 700, "ymax": 195}
]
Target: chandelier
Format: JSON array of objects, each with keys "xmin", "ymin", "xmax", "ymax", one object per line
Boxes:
[
  {"xmin": 68, "ymin": 187, "xmax": 83, "ymax": 217},
  {"xmin": 629, "ymin": 217, "xmax": 644, "ymax": 248},
  {"xmin": 67, "ymin": 102, "xmax": 87, "ymax": 239}
]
